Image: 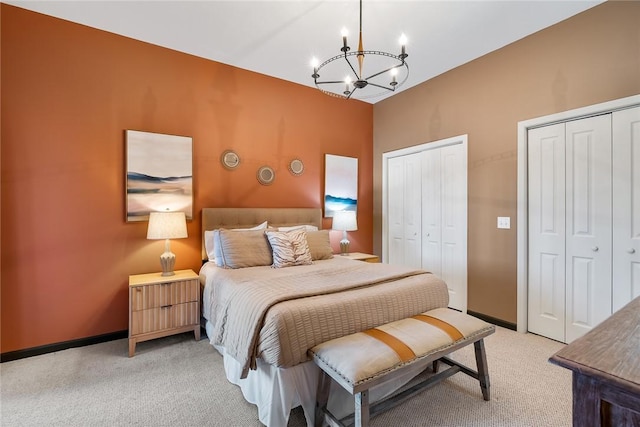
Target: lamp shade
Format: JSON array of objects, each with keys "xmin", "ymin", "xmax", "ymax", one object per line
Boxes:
[
  {"xmin": 147, "ymin": 211, "xmax": 188, "ymax": 240},
  {"xmin": 332, "ymin": 210, "xmax": 358, "ymax": 231}
]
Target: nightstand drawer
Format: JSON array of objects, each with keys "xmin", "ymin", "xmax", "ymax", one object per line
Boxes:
[
  {"xmin": 130, "ymin": 278, "xmax": 199, "ymax": 311},
  {"xmin": 130, "ymin": 302, "xmax": 199, "ymax": 335}
]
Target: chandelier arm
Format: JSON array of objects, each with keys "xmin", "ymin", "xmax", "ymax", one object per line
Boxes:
[
  {"xmin": 365, "ymin": 82, "xmax": 395, "ymax": 92},
  {"xmin": 316, "ymin": 80, "xmax": 350, "ymax": 85},
  {"xmin": 364, "ymin": 63, "xmax": 406, "ymax": 81},
  {"xmin": 343, "ymin": 55, "xmax": 360, "ymax": 80},
  {"xmin": 346, "ymin": 86, "xmax": 360, "ymax": 100}
]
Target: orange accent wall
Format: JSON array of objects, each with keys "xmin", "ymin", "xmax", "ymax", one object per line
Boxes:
[{"xmin": 1, "ymin": 5, "xmax": 373, "ymax": 353}]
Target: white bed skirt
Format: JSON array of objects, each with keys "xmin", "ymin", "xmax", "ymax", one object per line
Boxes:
[{"xmin": 206, "ymin": 322, "xmax": 425, "ymax": 427}]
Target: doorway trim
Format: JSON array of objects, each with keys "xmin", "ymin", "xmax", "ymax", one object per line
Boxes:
[{"xmin": 516, "ymin": 94, "xmax": 640, "ymax": 333}]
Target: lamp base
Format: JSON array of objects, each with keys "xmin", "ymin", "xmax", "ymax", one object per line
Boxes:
[
  {"xmin": 339, "ymin": 238, "xmax": 350, "ymax": 255},
  {"xmin": 159, "ymin": 251, "xmax": 176, "ymax": 277}
]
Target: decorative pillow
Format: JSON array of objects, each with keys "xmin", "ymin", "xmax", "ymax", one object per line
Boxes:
[
  {"xmin": 265, "ymin": 229, "xmax": 313, "ymax": 268},
  {"xmin": 277, "ymin": 224, "xmax": 319, "ymax": 232},
  {"xmin": 204, "ymin": 221, "xmax": 268, "ymax": 264},
  {"xmin": 306, "ymin": 230, "xmax": 334, "ymax": 260},
  {"xmin": 217, "ymin": 229, "xmax": 272, "ymax": 269}
]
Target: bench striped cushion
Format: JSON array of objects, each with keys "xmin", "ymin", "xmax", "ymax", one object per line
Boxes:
[{"xmin": 309, "ymin": 308, "xmax": 494, "ymax": 389}]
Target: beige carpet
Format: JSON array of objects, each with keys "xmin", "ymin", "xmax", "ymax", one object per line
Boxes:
[{"xmin": 1, "ymin": 326, "xmax": 571, "ymax": 426}]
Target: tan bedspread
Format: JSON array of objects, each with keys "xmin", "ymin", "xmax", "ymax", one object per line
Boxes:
[{"xmin": 201, "ymin": 257, "xmax": 449, "ymax": 378}]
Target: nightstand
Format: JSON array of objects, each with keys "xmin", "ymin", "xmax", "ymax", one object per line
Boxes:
[
  {"xmin": 128, "ymin": 269, "xmax": 200, "ymax": 357},
  {"xmin": 340, "ymin": 252, "xmax": 380, "ymax": 263}
]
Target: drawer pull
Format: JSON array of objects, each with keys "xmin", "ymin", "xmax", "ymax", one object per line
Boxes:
[{"xmin": 161, "ymin": 305, "xmax": 173, "ymax": 309}]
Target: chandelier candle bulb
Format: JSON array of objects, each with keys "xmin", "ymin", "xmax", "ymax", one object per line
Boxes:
[
  {"xmin": 341, "ymin": 27, "xmax": 349, "ymax": 52},
  {"xmin": 400, "ymin": 33, "xmax": 408, "ymax": 58},
  {"xmin": 311, "ymin": 57, "xmax": 319, "ymax": 78}
]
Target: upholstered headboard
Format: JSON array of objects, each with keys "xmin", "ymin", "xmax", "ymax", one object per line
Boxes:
[{"xmin": 201, "ymin": 207, "xmax": 323, "ymax": 261}]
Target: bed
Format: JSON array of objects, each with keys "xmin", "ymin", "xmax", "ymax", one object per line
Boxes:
[{"xmin": 199, "ymin": 208, "xmax": 449, "ymax": 426}]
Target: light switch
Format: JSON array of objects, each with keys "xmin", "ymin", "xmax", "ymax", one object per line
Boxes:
[{"xmin": 497, "ymin": 216, "xmax": 510, "ymax": 229}]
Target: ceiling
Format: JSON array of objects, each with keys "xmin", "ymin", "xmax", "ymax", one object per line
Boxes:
[{"xmin": 5, "ymin": 0, "xmax": 605, "ymax": 103}]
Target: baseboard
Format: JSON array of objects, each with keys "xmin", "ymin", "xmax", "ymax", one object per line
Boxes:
[
  {"xmin": 1, "ymin": 330, "xmax": 128, "ymax": 363},
  {"xmin": 467, "ymin": 310, "xmax": 517, "ymax": 331}
]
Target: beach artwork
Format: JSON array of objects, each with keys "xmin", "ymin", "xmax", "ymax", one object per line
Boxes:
[
  {"xmin": 324, "ymin": 154, "xmax": 358, "ymax": 217},
  {"xmin": 126, "ymin": 130, "xmax": 193, "ymax": 222}
]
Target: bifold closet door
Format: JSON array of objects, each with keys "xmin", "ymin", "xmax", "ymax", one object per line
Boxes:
[
  {"xmin": 612, "ymin": 106, "xmax": 640, "ymax": 312},
  {"xmin": 422, "ymin": 144, "xmax": 467, "ymax": 312},
  {"xmin": 528, "ymin": 114, "xmax": 612, "ymax": 343},
  {"xmin": 527, "ymin": 123, "xmax": 567, "ymax": 342},
  {"xmin": 564, "ymin": 114, "xmax": 612, "ymax": 343},
  {"xmin": 387, "ymin": 153, "xmax": 422, "ymax": 269}
]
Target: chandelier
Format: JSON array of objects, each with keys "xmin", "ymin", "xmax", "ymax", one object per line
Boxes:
[{"xmin": 310, "ymin": 0, "xmax": 408, "ymax": 100}]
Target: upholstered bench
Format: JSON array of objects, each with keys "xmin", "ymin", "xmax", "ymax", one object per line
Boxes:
[{"xmin": 309, "ymin": 308, "xmax": 495, "ymax": 427}]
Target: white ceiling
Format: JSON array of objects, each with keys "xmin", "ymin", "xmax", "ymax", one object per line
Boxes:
[{"xmin": 5, "ymin": 0, "xmax": 604, "ymax": 103}]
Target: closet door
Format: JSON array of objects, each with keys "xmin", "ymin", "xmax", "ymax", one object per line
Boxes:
[
  {"xmin": 527, "ymin": 123, "xmax": 566, "ymax": 342},
  {"xmin": 612, "ymin": 106, "xmax": 640, "ymax": 312},
  {"xmin": 564, "ymin": 114, "xmax": 612, "ymax": 343},
  {"xmin": 422, "ymin": 144, "xmax": 467, "ymax": 312},
  {"xmin": 422, "ymin": 149, "xmax": 442, "ymax": 277},
  {"xmin": 387, "ymin": 153, "xmax": 422, "ymax": 268}
]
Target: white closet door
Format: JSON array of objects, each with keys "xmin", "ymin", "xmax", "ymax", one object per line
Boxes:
[
  {"xmin": 565, "ymin": 114, "xmax": 612, "ymax": 343},
  {"xmin": 441, "ymin": 144, "xmax": 467, "ymax": 311},
  {"xmin": 613, "ymin": 106, "xmax": 640, "ymax": 312},
  {"xmin": 527, "ymin": 123, "xmax": 566, "ymax": 342},
  {"xmin": 422, "ymin": 149, "xmax": 442, "ymax": 277},
  {"xmin": 387, "ymin": 156, "xmax": 406, "ymax": 266},
  {"xmin": 387, "ymin": 153, "xmax": 422, "ymax": 268},
  {"xmin": 404, "ymin": 153, "xmax": 423, "ymax": 269}
]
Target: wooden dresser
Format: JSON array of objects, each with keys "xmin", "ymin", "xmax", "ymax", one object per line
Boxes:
[
  {"xmin": 549, "ymin": 296, "xmax": 640, "ymax": 426},
  {"xmin": 128, "ymin": 269, "xmax": 200, "ymax": 357}
]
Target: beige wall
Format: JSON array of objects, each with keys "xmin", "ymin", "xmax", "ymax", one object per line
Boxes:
[{"xmin": 372, "ymin": 1, "xmax": 640, "ymax": 324}]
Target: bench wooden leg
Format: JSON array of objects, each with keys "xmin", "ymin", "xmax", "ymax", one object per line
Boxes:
[
  {"xmin": 354, "ymin": 390, "xmax": 370, "ymax": 427},
  {"xmin": 315, "ymin": 369, "xmax": 331, "ymax": 427},
  {"xmin": 474, "ymin": 339, "xmax": 491, "ymax": 401}
]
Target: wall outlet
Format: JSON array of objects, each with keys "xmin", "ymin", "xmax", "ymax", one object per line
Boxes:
[{"xmin": 497, "ymin": 216, "xmax": 511, "ymax": 229}]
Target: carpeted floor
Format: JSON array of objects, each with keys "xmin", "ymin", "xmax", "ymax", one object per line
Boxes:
[{"xmin": 1, "ymin": 326, "xmax": 571, "ymax": 426}]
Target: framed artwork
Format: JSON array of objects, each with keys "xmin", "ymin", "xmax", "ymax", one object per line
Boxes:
[
  {"xmin": 126, "ymin": 130, "xmax": 193, "ymax": 222},
  {"xmin": 324, "ymin": 154, "xmax": 358, "ymax": 217}
]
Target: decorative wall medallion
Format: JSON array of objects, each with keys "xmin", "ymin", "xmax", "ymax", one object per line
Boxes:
[
  {"xmin": 288, "ymin": 159, "xmax": 304, "ymax": 176},
  {"xmin": 221, "ymin": 150, "xmax": 240, "ymax": 170},
  {"xmin": 257, "ymin": 166, "xmax": 275, "ymax": 185}
]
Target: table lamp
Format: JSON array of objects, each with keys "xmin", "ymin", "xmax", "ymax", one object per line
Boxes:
[
  {"xmin": 332, "ymin": 210, "xmax": 358, "ymax": 255},
  {"xmin": 146, "ymin": 211, "xmax": 188, "ymax": 276}
]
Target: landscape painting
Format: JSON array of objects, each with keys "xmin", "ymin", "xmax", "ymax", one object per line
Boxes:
[
  {"xmin": 126, "ymin": 130, "xmax": 193, "ymax": 222},
  {"xmin": 324, "ymin": 154, "xmax": 358, "ymax": 217}
]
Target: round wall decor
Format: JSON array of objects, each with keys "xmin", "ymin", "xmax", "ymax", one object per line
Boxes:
[
  {"xmin": 257, "ymin": 166, "xmax": 275, "ymax": 185},
  {"xmin": 288, "ymin": 159, "xmax": 304, "ymax": 176},
  {"xmin": 221, "ymin": 150, "xmax": 240, "ymax": 170}
]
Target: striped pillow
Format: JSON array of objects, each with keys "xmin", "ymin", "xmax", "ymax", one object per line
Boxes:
[{"xmin": 265, "ymin": 229, "xmax": 313, "ymax": 268}]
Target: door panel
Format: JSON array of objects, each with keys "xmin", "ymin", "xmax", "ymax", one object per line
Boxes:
[
  {"xmin": 565, "ymin": 114, "xmax": 612, "ymax": 343},
  {"xmin": 612, "ymin": 106, "xmax": 640, "ymax": 311},
  {"xmin": 387, "ymin": 156, "xmax": 405, "ymax": 266},
  {"xmin": 422, "ymin": 149, "xmax": 442, "ymax": 277},
  {"xmin": 528, "ymin": 123, "xmax": 566, "ymax": 342},
  {"xmin": 440, "ymin": 144, "xmax": 467, "ymax": 312},
  {"xmin": 404, "ymin": 153, "xmax": 422, "ymax": 269}
]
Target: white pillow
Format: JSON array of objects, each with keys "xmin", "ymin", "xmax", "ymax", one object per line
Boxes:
[
  {"xmin": 204, "ymin": 220, "xmax": 268, "ymax": 264},
  {"xmin": 277, "ymin": 224, "xmax": 319, "ymax": 232}
]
